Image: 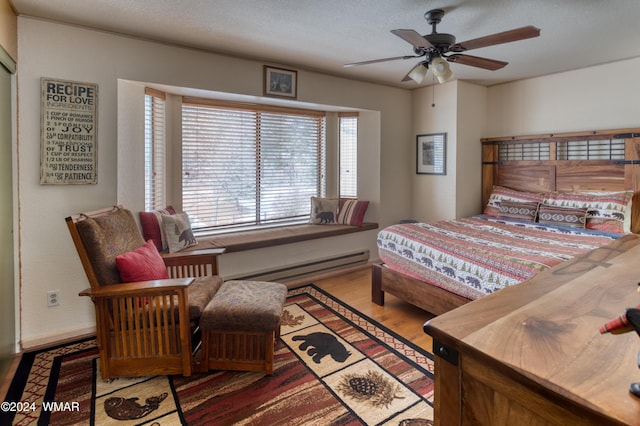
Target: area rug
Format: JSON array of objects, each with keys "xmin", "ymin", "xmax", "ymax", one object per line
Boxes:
[{"xmin": 2, "ymin": 284, "xmax": 434, "ymax": 425}]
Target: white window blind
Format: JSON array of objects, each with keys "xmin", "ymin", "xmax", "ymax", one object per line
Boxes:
[
  {"xmin": 182, "ymin": 98, "xmax": 326, "ymax": 231},
  {"xmin": 144, "ymin": 88, "xmax": 166, "ymax": 211},
  {"xmin": 339, "ymin": 113, "xmax": 358, "ymax": 198}
]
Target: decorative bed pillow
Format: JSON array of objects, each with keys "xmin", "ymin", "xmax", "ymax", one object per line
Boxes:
[
  {"xmin": 542, "ymin": 190, "xmax": 632, "ymax": 234},
  {"xmin": 537, "ymin": 205, "xmax": 588, "ymax": 228},
  {"xmin": 309, "ymin": 197, "xmax": 339, "ymax": 224},
  {"xmin": 116, "ymin": 239, "xmax": 169, "ymax": 282},
  {"xmin": 497, "ymin": 201, "xmax": 539, "ymax": 222},
  {"xmin": 337, "ymin": 199, "xmax": 369, "ymax": 226},
  {"xmin": 139, "ymin": 206, "xmax": 177, "ymax": 251},
  {"xmin": 161, "ymin": 212, "xmax": 198, "ymax": 253},
  {"xmin": 484, "ymin": 185, "xmax": 544, "ymax": 217}
]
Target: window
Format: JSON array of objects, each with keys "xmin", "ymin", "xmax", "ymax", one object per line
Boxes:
[
  {"xmin": 339, "ymin": 113, "xmax": 358, "ymax": 198},
  {"xmin": 181, "ymin": 98, "xmax": 326, "ymax": 232},
  {"xmin": 144, "ymin": 89, "xmax": 166, "ymax": 211}
]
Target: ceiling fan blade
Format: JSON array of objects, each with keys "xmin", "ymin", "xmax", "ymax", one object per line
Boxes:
[
  {"xmin": 450, "ymin": 26, "xmax": 540, "ymax": 52},
  {"xmin": 391, "ymin": 29, "xmax": 433, "ymax": 49},
  {"xmin": 344, "ymin": 55, "xmax": 421, "ymax": 67},
  {"xmin": 447, "ymin": 54, "xmax": 508, "ymax": 70}
]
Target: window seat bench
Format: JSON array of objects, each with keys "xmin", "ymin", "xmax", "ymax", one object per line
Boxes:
[{"xmin": 190, "ymin": 222, "xmax": 379, "ymax": 253}]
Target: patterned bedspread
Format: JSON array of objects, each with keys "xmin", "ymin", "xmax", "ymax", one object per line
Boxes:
[{"xmin": 377, "ymin": 216, "xmax": 620, "ymax": 300}]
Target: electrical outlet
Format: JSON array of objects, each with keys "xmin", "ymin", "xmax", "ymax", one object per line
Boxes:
[{"xmin": 47, "ymin": 290, "xmax": 60, "ymax": 307}]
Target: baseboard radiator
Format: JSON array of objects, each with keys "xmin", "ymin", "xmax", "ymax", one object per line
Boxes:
[{"xmin": 230, "ymin": 249, "xmax": 370, "ymax": 282}]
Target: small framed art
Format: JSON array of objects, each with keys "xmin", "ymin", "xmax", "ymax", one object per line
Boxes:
[
  {"xmin": 416, "ymin": 133, "xmax": 446, "ymax": 175},
  {"xmin": 264, "ymin": 66, "xmax": 297, "ymax": 99}
]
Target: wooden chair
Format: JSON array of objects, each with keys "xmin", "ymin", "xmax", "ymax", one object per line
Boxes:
[{"xmin": 66, "ymin": 206, "xmax": 224, "ymax": 380}]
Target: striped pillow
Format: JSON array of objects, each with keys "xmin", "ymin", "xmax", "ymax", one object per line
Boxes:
[
  {"xmin": 483, "ymin": 185, "xmax": 544, "ymax": 217},
  {"xmin": 542, "ymin": 190, "xmax": 633, "ymax": 234},
  {"xmin": 337, "ymin": 199, "xmax": 369, "ymax": 226},
  {"xmin": 538, "ymin": 205, "xmax": 587, "ymax": 228},
  {"xmin": 497, "ymin": 201, "xmax": 539, "ymax": 222}
]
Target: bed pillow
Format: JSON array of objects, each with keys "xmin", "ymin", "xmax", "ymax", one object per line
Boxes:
[
  {"xmin": 537, "ymin": 205, "xmax": 588, "ymax": 228},
  {"xmin": 484, "ymin": 186, "xmax": 544, "ymax": 217},
  {"xmin": 497, "ymin": 201, "xmax": 539, "ymax": 222},
  {"xmin": 116, "ymin": 239, "xmax": 169, "ymax": 282},
  {"xmin": 337, "ymin": 199, "xmax": 369, "ymax": 226},
  {"xmin": 310, "ymin": 197, "xmax": 339, "ymax": 224},
  {"xmin": 161, "ymin": 212, "xmax": 198, "ymax": 253},
  {"xmin": 542, "ymin": 190, "xmax": 633, "ymax": 233},
  {"xmin": 139, "ymin": 206, "xmax": 177, "ymax": 251}
]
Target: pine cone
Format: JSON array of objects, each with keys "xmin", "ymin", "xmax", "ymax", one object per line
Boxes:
[{"xmin": 349, "ymin": 377, "xmax": 378, "ymax": 396}]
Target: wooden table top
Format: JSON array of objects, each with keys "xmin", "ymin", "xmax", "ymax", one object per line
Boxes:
[{"xmin": 425, "ymin": 234, "xmax": 640, "ymax": 424}]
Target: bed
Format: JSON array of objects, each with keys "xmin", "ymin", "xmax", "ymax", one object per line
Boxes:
[{"xmin": 372, "ymin": 128, "xmax": 640, "ymax": 315}]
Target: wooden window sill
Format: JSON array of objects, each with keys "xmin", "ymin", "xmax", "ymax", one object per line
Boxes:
[{"xmin": 188, "ymin": 222, "xmax": 378, "ymax": 253}]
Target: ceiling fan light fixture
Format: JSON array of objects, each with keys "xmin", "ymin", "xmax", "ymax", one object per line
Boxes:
[
  {"xmin": 436, "ymin": 68, "xmax": 454, "ymax": 84},
  {"xmin": 431, "ymin": 57, "xmax": 454, "ymax": 83},
  {"xmin": 408, "ymin": 63, "xmax": 429, "ymax": 84},
  {"xmin": 431, "ymin": 57, "xmax": 453, "ymax": 83}
]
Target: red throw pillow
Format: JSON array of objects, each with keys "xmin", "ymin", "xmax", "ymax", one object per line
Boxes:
[
  {"xmin": 139, "ymin": 206, "xmax": 177, "ymax": 251},
  {"xmin": 116, "ymin": 239, "xmax": 169, "ymax": 282}
]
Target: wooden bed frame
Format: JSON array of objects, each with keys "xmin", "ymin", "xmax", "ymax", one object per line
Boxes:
[{"xmin": 372, "ymin": 127, "xmax": 640, "ymax": 315}]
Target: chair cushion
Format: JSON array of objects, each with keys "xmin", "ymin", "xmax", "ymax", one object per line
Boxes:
[
  {"xmin": 188, "ymin": 275, "xmax": 224, "ymax": 321},
  {"xmin": 200, "ymin": 280, "xmax": 287, "ymax": 331},
  {"xmin": 116, "ymin": 239, "xmax": 170, "ymax": 282},
  {"xmin": 76, "ymin": 207, "xmax": 145, "ymax": 285}
]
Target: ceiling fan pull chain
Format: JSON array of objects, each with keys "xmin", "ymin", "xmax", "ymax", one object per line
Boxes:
[{"xmin": 432, "ymin": 73, "xmax": 436, "ymax": 108}]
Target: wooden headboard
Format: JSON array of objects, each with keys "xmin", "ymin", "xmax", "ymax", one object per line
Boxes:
[{"xmin": 481, "ymin": 128, "xmax": 640, "ymax": 233}]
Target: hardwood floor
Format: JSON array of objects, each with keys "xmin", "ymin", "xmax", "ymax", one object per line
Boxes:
[{"xmin": 312, "ymin": 266, "xmax": 435, "ymax": 352}]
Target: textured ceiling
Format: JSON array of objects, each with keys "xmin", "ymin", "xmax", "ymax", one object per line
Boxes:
[{"xmin": 10, "ymin": 0, "xmax": 640, "ymax": 88}]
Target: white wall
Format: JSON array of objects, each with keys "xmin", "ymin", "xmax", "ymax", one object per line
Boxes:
[
  {"xmin": 486, "ymin": 57, "xmax": 640, "ymax": 136},
  {"xmin": 16, "ymin": 18, "xmax": 412, "ymax": 346},
  {"xmin": 411, "ymin": 82, "xmax": 458, "ymax": 222},
  {"xmin": 410, "ymin": 80, "xmax": 487, "ymax": 221},
  {"xmin": 456, "ymin": 81, "xmax": 487, "ymax": 217}
]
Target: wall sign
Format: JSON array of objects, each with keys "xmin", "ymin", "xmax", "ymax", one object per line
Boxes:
[{"xmin": 40, "ymin": 77, "xmax": 98, "ymax": 184}]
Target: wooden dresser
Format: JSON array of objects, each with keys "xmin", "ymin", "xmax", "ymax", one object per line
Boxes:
[{"xmin": 424, "ymin": 234, "xmax": 640, "ymax": 425}]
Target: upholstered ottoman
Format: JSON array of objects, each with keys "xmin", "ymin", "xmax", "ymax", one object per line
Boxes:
[{"xmin": 199, "ymin": 280, "xmax": 287, "ymax": 374}]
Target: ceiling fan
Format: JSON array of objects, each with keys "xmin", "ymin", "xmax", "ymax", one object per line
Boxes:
[{"xmin": 345, "ymin": 9, "xmax": 540, "ymax": 84}]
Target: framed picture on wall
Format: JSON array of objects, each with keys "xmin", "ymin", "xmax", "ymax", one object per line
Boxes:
[
  {"xmin": 264, "ymin": 66, "xmax": 297, "ymax": 99},
  {"xmin": 416, "ymin": 133, "xmax": 446, "ymax": 175}
]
